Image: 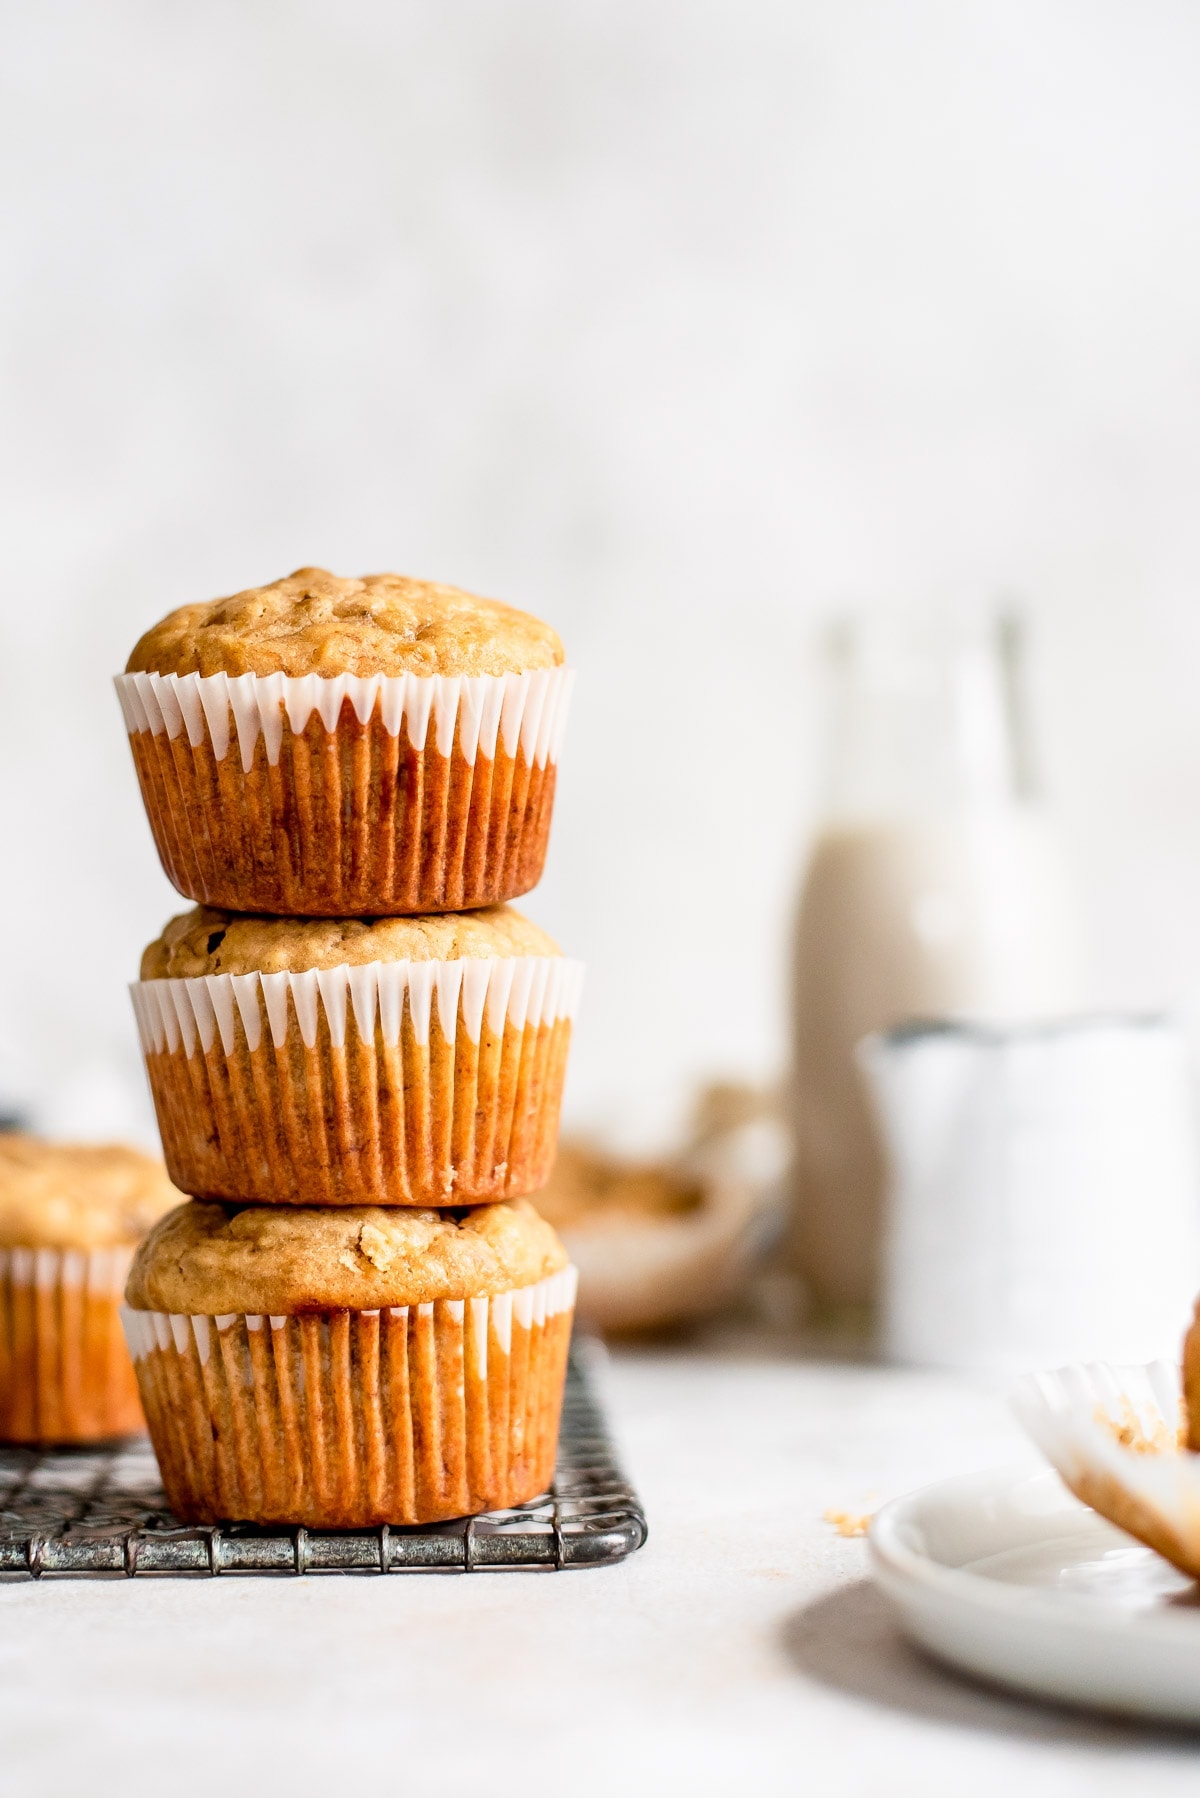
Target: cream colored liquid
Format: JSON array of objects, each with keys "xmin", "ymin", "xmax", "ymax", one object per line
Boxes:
[{"xmin": 789, "ymin": 808, "xmax": 1083, "ymax": 1310}]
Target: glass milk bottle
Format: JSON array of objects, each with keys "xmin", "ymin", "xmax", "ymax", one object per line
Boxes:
[{"xmin": 787, "ymin": 611, "xmax": 1084, "ymax": 1316}]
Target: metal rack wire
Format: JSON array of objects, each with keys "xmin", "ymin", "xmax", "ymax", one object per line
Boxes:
[{"xmin": 0, "ymin": 1339, "xmax": 645, "ymax": 1578}]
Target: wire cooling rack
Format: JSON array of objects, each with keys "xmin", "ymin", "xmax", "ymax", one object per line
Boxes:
[{"xmin": 0, "ymin": 1338, "xmax": 645, "ymax": 1578}]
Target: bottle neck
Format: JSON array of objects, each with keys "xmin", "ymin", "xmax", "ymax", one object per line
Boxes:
[{"xmin": 822, "ymin": 612, "xmax": 1032, "ymax": 820}]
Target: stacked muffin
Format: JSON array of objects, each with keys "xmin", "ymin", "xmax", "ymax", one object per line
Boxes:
[{"xmin": 115, "ymin": 568, "xmax": 581, "ymax": 1527}]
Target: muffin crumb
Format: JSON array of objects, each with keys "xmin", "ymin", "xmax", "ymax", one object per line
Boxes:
[
  {"xmin": 1095, "ymin": 1398, "xmax": 1182, "ymax": 1454},
  {"xmin": 359, "ymin": 1223, "xmax": 396, "ymax": 1272},
  {"xmin": 823, "ymin": 1507, "xmax": 874, "ymax": 1539}
]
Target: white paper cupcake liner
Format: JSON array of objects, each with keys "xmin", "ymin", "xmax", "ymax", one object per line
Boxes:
[
  {"xmin": 115, "ymin": 666, "xmax": 572, "ymax": 914},
  {"xmin": 130, "ymin": 955, "xmax": 582, "ymax": 1207},
  {"xmin": 130, "ymin": 954, "xmax": 585, "ymax": 1057},
  {"xmin": 1011, "ymin": 1360, "xmax": 1200, "ymax": 1578},
  {"xmin": 115, "ymin": 666, "xmax": 574, "ymax": 774},
  {"xmin": 0, "ymin": 1245, "xmax": 133, "ymax": 1295},
  {"xmin": 123, "ymin": 1267, "xmax": 578, "ymax": 1526},
  {"xmin": 122, "ymin": 1267, "xmax": 579, "ymax": 1367}
]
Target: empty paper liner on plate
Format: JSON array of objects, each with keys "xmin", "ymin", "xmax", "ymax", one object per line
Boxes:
[{"xmin": 1011, "ymin": 1359, "xmax": 1200, "ymax": 1580}]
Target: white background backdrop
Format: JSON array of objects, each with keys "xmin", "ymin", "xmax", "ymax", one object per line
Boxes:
[{"xmin": 4, "ymin": 1, "xmax": 1200, "ymax": 1147}]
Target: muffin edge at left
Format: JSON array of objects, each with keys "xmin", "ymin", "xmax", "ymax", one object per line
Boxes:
[{"xmin": 0, "ymin": 1136, "xmax": 181, "ymax": 1442}]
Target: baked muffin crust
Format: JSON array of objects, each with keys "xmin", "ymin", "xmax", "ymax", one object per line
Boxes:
[
  {"xmin": 141, "ymin": 903, "xmax": 559, "ymax": 980},
  {"xmin": 126, "ymin": 1198, "xmax": 569, "ymax": 1314},
  {"xmin": 126, "ymin": 567, "xmax": 564, "ymax": 679},
  {"xmin": 0, "ymin": 1136, "xmax": 182, "ymax": 1250}
]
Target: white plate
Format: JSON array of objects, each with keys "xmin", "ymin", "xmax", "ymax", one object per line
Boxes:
[{"xmin": 870, "ymin": 1463, "xmax": 1200, "ymax": 1723}]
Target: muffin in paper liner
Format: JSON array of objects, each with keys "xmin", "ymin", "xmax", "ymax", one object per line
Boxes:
[
  {"xmin": 131, "ymin": 954, "xmax": 582, "ymax": 1208},
  {"xmin": 1, "ymin": 1246, "xmax": 143, "ymax": 1442},
  {"xmin": 122, "ymin": 1267, "xmax": 577, "ymax": 1527},
  {"xmin": 1011, "ymin": 1360, "xmax": 1200, "ymax": 1580},
  {"xmin": 114, "ymin": 667, "xmax": 573, "ymax": 916}
]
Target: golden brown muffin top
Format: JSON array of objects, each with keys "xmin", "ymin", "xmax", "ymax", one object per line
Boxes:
[
  {"xmin": 141, "ymin": 903, "xmax": 559, "ymax": 980},
  {"xmin": 126, "ymin": 1198, "xmax": 568, "ymax": 1314},
  {"xmin": 126, "ymin": 567, "xmax": 564, "ymax": 679},
  {"xmin": 0, "ymin": 1135, "xmax": 183, "ymax": 1250}
]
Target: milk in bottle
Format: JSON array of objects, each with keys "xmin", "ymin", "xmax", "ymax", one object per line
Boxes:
[{"xmin": 788, "ymin": 613, "xmax": 1083, "ymax": 1314}]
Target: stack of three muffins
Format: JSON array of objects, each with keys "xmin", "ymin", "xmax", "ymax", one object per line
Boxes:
[{"xmin": 117, "ymin": 569, "xmax": 581, "ymax": 1527}]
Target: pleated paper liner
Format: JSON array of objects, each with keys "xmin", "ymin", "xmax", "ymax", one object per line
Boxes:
[
  {"xmin": 131, "ymin": 954, "xmax": 583, "ymax": 1208},
  {"xmin": 114, "ymin": 666, "xmax": 574, "ymax": 915},
  {"xmin": 1012, "ymin": 1359, "xmax": 1200, "ymax": 1581},
  {"xmin": 123, "ymin": 1268, "xmax": 577, "ymax": 1528},
  {"xmin": 0, "ymin": 1247, "xmax": 142, "ymax": 1443}
]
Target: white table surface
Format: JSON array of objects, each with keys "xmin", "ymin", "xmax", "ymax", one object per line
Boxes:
[{"xmin": 4, "ymin": 1343, "xmax": 1200, "ymax": 1798}]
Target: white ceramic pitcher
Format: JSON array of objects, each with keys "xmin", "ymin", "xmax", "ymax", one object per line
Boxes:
[{"xmin": 858, "ymin": 1016, "xmax": 1200, "ymax": 1373}]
